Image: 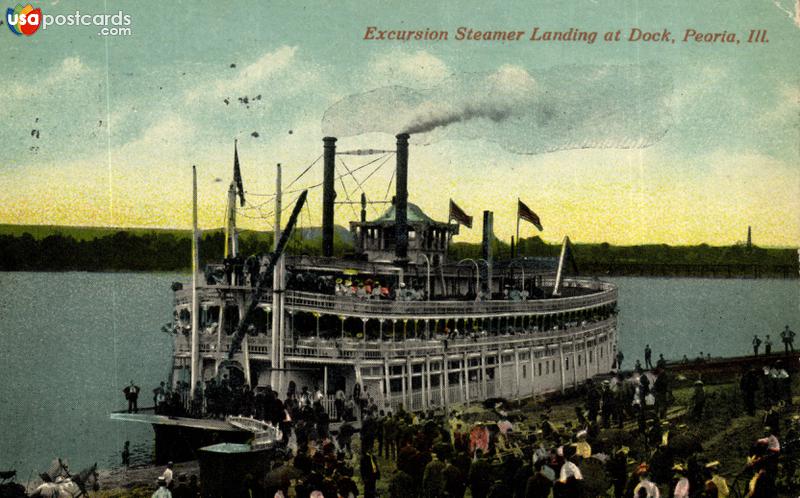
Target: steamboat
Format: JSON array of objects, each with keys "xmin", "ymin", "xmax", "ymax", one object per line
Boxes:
[{"xmin": 114, "ymin": 133, "xmax": 619, "ymax": 460}]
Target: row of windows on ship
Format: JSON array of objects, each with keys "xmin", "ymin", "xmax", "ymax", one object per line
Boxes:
[{"xmin": 172, "ymin": 304, "xmax": 617, "ymax": 340}]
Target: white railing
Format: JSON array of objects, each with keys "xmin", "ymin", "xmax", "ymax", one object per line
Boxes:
[
  {"xmin": 174, "ymin": 278, "xmax": 617, "ymax": 318},
  {"xmin": 381, "ymin": 380, "xmax": 498, "ymax": 412},
  {"xmin": 284, "ymin": 279, "xmax": 616, "ymax": 318},
  {"xmin": 181, "ymin": 319, "xmax": 616, "ymax": 362}
]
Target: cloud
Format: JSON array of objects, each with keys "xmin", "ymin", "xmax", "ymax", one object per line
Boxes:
[
  {"xmin": 183, "ymin": 45, "xmax": 301, "ymax": 102},
  {"xmin": 367, "ymin": 50, "xmax": 450, "ymax": 87},
  {"xmin": 5, "ymin": 56, "xmax": 90, "ymax": 100}
]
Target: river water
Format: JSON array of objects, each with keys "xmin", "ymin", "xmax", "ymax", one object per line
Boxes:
[{"xmin": 0, "ymin": 272, "xmax": 797, "ymax": 480}]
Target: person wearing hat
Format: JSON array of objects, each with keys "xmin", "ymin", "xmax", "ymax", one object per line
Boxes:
[
  {"xmin": 607, "ymin": 447, "xmax": 629, "ymax": 498},
  {"xmin": 752, "ymin": 335, "xmax": 762, "ymax": 356},
  {"xmin": 152, "ymin": 477, "xmax": 171, "ymax": 498},
  {"xmin": 370, "ymin": 281, "xmax": 382, "ymax": 300},
  {"xmin": 633, "ymin": 464, "xmax": 660, "ymax": 498},
  {"xmin": 672, "ymin": 463, "xmax": 690, "ymax": 498},
  {"xmin": 171, "ymin": 473, "xmax": 192, "ymax": 498},
  {"xmin": 690, "ymin": 380, "xmax": 705, "ymax": 421},
  {"xmin": 703, "ymin": 461, "xmax": 729, "ymax": 498},
  {"xmin": 335, "ymin": 278, "xmax": 346, "ymax": 296},
  {"xmin": 780, "ymin": 324, "xmax": 795, "ymax": 353},
  {"xmin": 360, "ymin": 447, "xmax": 380, "ymax": 498},
  {"xmin": 740, "ymin": 366, "xmax": 760, "ymax": 416},
  {"xmin": 525, "ymin": 458, "xmax": 554, "ymax": 498},
  {"xmin": 422, "ymin": 450, "xmax": 446, "ymax": 498},
  {"xmin": 160, "ymin": 462, "xmax": 174, "ymax": 489},
  {"xmin": 555, "ymin": 446, "xmax": 584, "ymax": 498},
  {"xmin": 574, "ymin": 431, "xmax": 591, "ymax": 458}
]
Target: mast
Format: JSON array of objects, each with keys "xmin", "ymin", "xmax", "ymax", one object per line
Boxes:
[
  {"xmin": 190, "ymin": 166, "xmax": 199, "ymax": 400},
  {"xmin": 553, "ymin": 236, "xmax": 570, "ymax": 296},
  {"xmin": 224, "ymin": 139, "xmax": 242, "ymax": 258},
  {"xmin": 224, "ymin": 184, "xmax": 238, "ymax": 258},
  {"xmin": 270, "ymin": 163, "xmax": 284, "ymax": 392},
  {"xmin": 515, "ymin": 198, "xmax": 521, "ymax": 258}
]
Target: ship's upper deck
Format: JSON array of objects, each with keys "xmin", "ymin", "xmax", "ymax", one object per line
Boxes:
[{"xmin": 175, "ymin": 276, "xmax": 617, "ymax": 320}]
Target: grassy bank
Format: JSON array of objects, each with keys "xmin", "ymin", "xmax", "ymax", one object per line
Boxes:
[{"xmin": 88, "ymin": 371, "xmax": 799, "ymax": 497}]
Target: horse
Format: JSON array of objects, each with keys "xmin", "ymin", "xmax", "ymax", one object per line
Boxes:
[
  {"xmin": 0, "ymin": 470, "xmax": 27, "ymax": 498},
  {"xmin": 30, "ymin": 464, "xmax": 98, "ymax": 498}
]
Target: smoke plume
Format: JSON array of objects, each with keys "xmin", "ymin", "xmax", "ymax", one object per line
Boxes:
[{"xmin": 321, "ymin": 64, "xmax": 672, "ymax": 154}]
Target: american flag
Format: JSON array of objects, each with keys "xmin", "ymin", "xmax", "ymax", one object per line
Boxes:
[
  {"xmin": 449, "ymin": 199, "xmax": 473, "ymax": 228},
  {"xmin": 518, "ymin": 199, "xmax": 542, "ymax": 231}
]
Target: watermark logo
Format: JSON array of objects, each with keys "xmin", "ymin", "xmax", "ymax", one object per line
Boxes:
[
  {"xmin": 6, "ymin": 3, "xmax": 42, "ymax": 36},
  {"xmin": 5, "ymin": 4, "xmax": 132, "ymax": 37}
]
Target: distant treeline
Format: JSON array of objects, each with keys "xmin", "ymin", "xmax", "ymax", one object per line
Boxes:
[
  {"xmin": 0, "ymin": 228, "xmax": 797, "ymax": 277},
  {"xmin": 450, "ymin": 237, "xmax": 799, "ymax": 278},
  {"xmin": 0, "ymin": 229, "xmax": 346, "ymax": 272}
]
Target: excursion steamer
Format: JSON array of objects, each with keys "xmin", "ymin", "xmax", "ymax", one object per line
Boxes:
[{"xmin": 169, "ymin": 133, "xmax": 620, "ymax": 416}]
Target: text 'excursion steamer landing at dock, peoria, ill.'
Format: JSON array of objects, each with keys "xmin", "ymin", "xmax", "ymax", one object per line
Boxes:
[{"xmin": 112, "ymin": 133, "xmax": 620, "ymax": 461}]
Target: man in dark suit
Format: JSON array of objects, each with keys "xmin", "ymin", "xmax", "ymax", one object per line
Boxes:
[
  {"xmin": 123, "ymin": 381, "xmax": 140, "ymax": 413},
  {"xmin": 360, "ymin": 448, "xmax": 380, "ymax": 498}
]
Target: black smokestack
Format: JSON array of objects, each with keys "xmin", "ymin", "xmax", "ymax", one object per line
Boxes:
[
  {"xmin": 395, "ymin": 133, "xmax": 409, "ymax": 261},
  {"xmin": 322, "ymin": 137, "xmax": 337, "ymax": 257}
]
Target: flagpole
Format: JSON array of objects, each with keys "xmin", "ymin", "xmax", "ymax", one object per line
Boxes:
[
  {"xmin": 515, "ymin": 198, "xmax": 520, "ymax": 259},
  {"xmin": 190, "ymin": 165, "xmax": 199, "ymax": 401},
  {"xmin": 448, "ymin": 199, "xmax": 452, "ymax": 225}
]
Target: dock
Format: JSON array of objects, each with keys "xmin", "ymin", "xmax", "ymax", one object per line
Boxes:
[{"xmin": 110, "ymin": 411, "xmax": 245, "ymax": 432}]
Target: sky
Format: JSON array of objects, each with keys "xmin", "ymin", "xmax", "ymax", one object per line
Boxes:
[{"xmin": 1, "ymin": 0, "xmax": 798, "ymax": 246}]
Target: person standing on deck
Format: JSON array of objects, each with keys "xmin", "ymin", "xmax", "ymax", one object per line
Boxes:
[
  {"xmin": 123, "ymin": 381, "xmax": 140, "ymax": 413},
  {"xmin": 752, "ymin": 335, "xmax": 762, "ymax": 356},
  {"xmin": 764, "ymin": 335, "xmax": 772, "ymax": 355},
  {"xmin": 780, "ymin": 325, "xmax": 795, "ymax": 353},
  {"xmin": 644, "ymin": 345, "xmax": 653, "ymax": 369},
  {"xmin": 616, "ymin": 350, "xmax": 624, "ymax": 371}
]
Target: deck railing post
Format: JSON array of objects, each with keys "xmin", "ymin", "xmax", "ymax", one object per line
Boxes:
[
  {"xmin": 514, "ymin": 348, "xmax": 521, "ymax": 400},
  {"xmin": 529, "ymin": 345, "xmax": 536, "ymax": 396},
  {"xmin": 480, "ymin": 349, "xmax": 487, "ymax": 398},
  {"xmin": 462, "ymin": 352, "xmax": 469, "ymax": 406}
]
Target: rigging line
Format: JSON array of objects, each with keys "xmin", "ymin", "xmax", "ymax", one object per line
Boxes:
[
  {"xmin": 341, "ymin": 154, "xmax": 392, "ymax": 219},
  {"xmin": 355, "ymin": 153, "xmax": 393, "ymax": 190},
  {"xmin": 244, "ymin": 191, "xmax": 276, "ymax": 198},
  {"xmin": 304, "ymin": 197, "xmax": 314, "ymax": 233},
  {"xmin": 384, "ymin": 168, "xmax": 396, "ymax": 201},
  {"xmin": 284, "ymin": 154, "xmax": 323, "ymax": 191},
  {"xmin": 238, "ymin": 210, "xmax": 272, "ymax": 221},
  {"xmin": 281, "ymin": 153, "xmax": 391, "ymax": 196},
  {"xmin": 337, "ymin": 157, "xmax": 365, "ymax": 197},
  {"xmin": 336, "ymin": 165, "xmax": 360, "ymax": 219},
  {"xmin": 240, "ymin": 198, "xmax": 275, "ymax": 210}
]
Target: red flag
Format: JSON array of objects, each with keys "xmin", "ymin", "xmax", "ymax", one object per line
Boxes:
[
  {"xmin": 233, "ymin": 140, "xmax": 245, "ymax": 206},
  {"xmin": 518, "ymin": 199, "xmax": 543, "ymax": 231},
  {"xmin": 449, "ymin": 199, "xmax": 473, "ymax": 229}
]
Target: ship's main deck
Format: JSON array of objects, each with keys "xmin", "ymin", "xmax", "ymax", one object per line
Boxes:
[{"xmin": 170, "ymin": 276, "xmax": 618, "ymax": 412}]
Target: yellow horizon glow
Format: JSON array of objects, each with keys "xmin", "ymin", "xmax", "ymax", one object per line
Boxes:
[{"xmin": 2, "ymin": 140, "xmax": 797, "ymax": 248}]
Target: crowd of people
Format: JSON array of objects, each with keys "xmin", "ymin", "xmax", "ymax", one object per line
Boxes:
[
  {"xmin": 752, "ymin": 325, "xmax": 796, "ymax": 356},
  {"xmin": 137, "ymin": 355, "xmax": 798, "ymax": 498}
]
